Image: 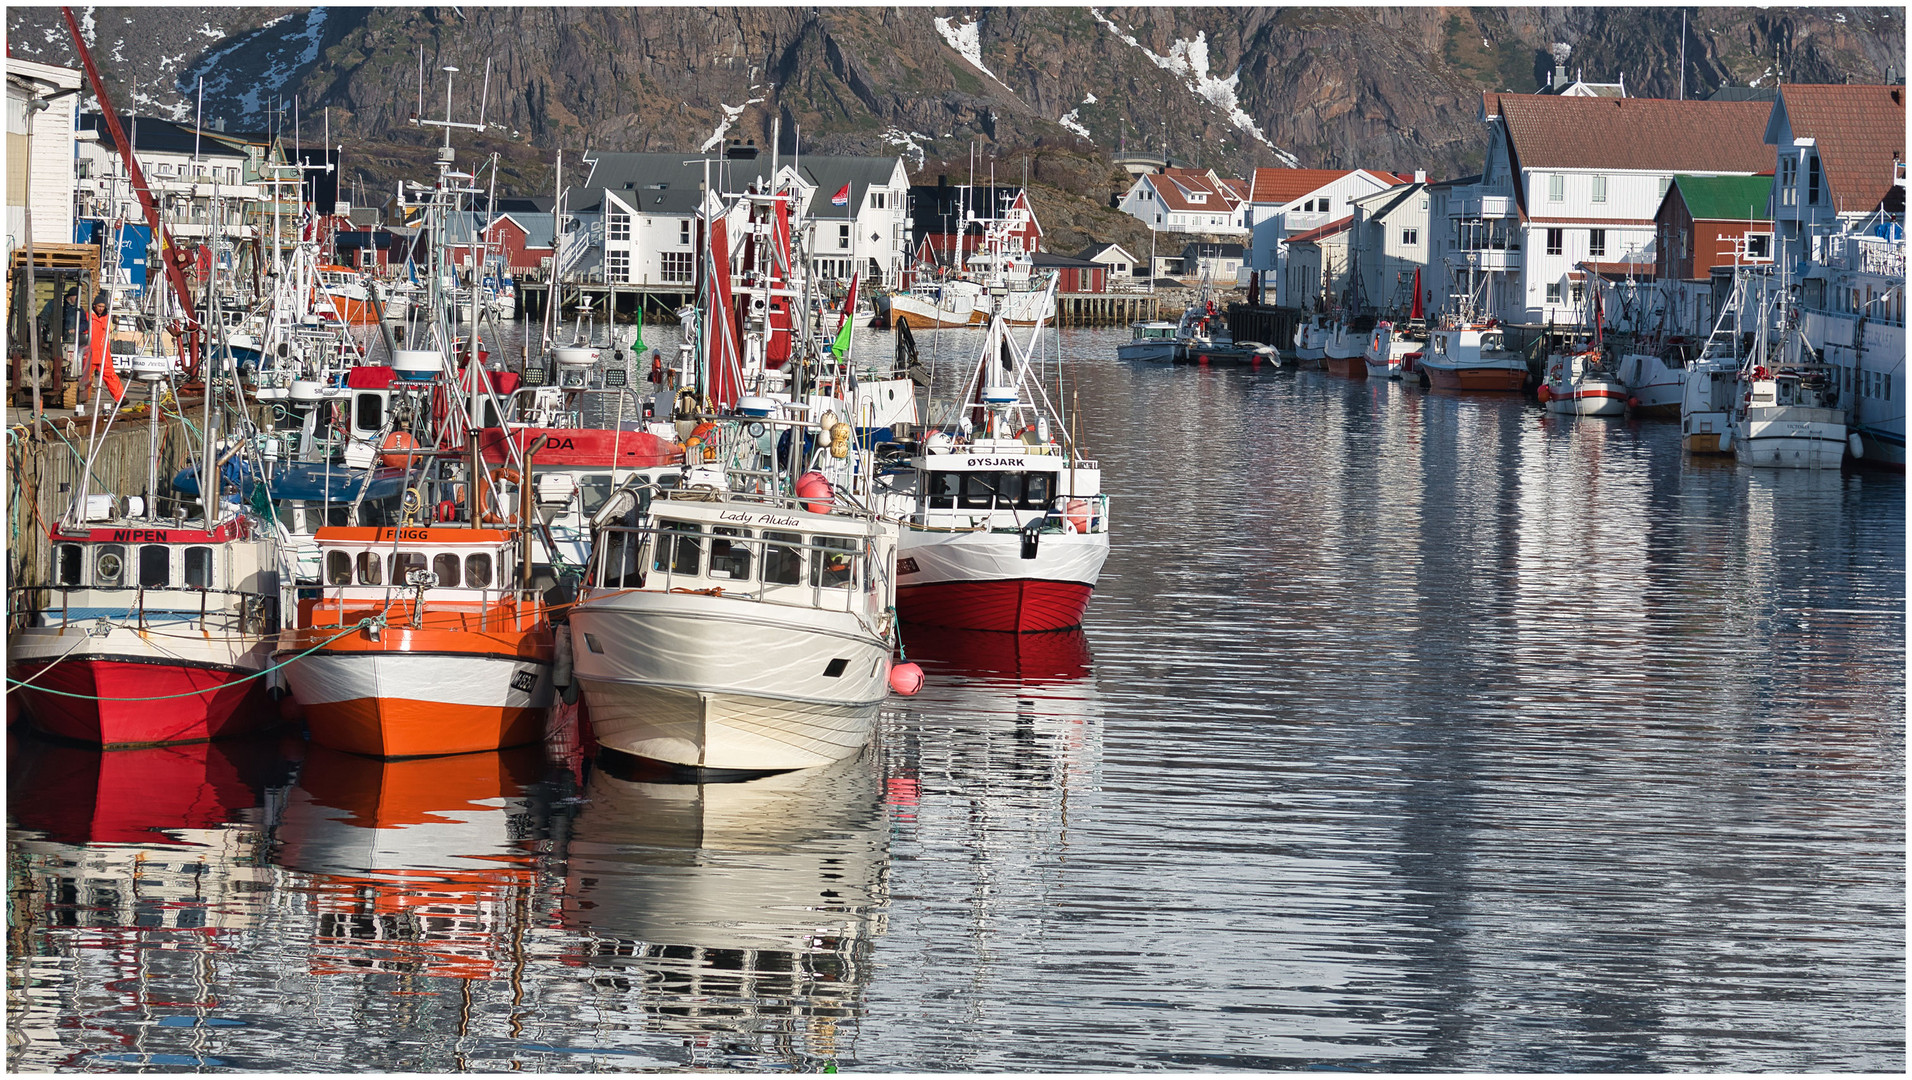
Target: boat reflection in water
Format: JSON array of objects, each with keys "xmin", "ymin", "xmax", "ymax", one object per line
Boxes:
[
  {"xmin": 905, "ymin": 626, "xmax": 1093, "ymax": 684},
  {"xmin": 272, "ymin": 744, "xmax": 551, "ymax": 980},
  {"xmin": 559, "ymin": 751, "xmax": 889, "ymax": 1068},
  {"xmin": 9, "ymin": 732, "xmax": 293, "ymax": 849}
]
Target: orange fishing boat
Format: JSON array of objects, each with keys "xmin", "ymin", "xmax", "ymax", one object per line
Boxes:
[{"xmin": 276, "ymin": 523, "xmax": 555, "ymax": 758}]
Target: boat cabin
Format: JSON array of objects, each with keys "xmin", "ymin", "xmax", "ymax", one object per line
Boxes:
[
  {"xmin": 313, "ymin": 527, "xmax": 521, "ymax": 601},
  {"xmin": 32, "ymin": 519, "xmax": 278, "ymax": 630}
]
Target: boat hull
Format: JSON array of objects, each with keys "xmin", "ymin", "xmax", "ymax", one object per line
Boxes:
[
  {"xmin": 896, "ymin": 578, "xmax": 1095, "ymax": 633},
  {"xmin": 895, "ymin": 527, "xmax": 1107, "ymax": 632},
  {"xmin": 1423, "ymin": 365, "xmax": 1527, "ymax": 392},
  {"xmin": 569, "ymin": 594, "xmax": 890, "ymax": 771},
  {"xmin": 279, "ymin": 629, "xmax": 553, "ymax": 758},
  {"xmin": 8, "ymin": 647, "xmax": 272, "ymax": 747},
  {"xmin": 1116, "ymin": 341, "xmax": 1179, "ymax": 364},
  {"xmin": 1733, "ymin": 411, "xmax": 1849, "ymax": 470},
  {"xmin": 1324, "ymin": 353, "xmax": 1368, "ymax": 378},
  {"xmin": 9, "ymin": 617, "xmax": 276, "ymax": 746}
]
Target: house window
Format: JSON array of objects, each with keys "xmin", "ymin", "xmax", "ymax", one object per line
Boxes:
[
  {"xmin": 872, "ymin": 191, "xmax": 886, "ymax": 210},
  {"xmin": 839, "ymin": 223, "xmax": 851, "ymax": 249},
  {"xmin": 1807, "ymin": 155, "xmax": 1821, "ymax": 205},
  {"xmin": 1591, "ymin": 175, "xmax": 1607, "ymax": 203},
  {"xmin": 1589, "ymin": 229, "xmax": 1606, "ymax": 258},
  {"xmin": 607, "ymin": 212, "xmax": 630, "ymax": 242},
  {"xmin": 679, "ymin": 220, "xmax": 692, "ymax": 246},
  {"xmin": 1747, "ymin": 233, "xmax": 1772, "ymax": 259},
  {"xmin": 1401, "ymin": 228, "xmax": 1418, "ymax": 246},
  {"xmin": 1780, "ymin": 158, "xmax": 1798, "ymax": 207},
  {"xmin": 1546, "ymin": 228, "xmax": 1564, "ymax": 256},
  {"xmin": 1548, "ymin": 174, "xmax": 1563, "ymax": 202},
  {"xmin": 1659, "ymin": 176, "xmax": 1672, "ymax": 201},
  {"xmin": 606, "ymin": 249, "xmax": 630, "ymax": 284},
  {"xmin": 1546, "ymin": 282, "xmax": 1562, "ymax": 303},
  {"xmin": 661, "ymin": 251, "xmax": 693, "ymax": 284}
]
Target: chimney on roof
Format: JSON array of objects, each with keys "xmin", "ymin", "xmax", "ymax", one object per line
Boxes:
[
  {"xmin": 1414, "ymin": 169, "xmax": 1427, "ymax": 183},
  {"xmin": 1551, "ymin": 43, "xmax": 1571, "ymax": 90}
]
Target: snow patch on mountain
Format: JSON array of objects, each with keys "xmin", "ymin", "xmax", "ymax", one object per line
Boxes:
[
  {"xmin": 934, "ymin": 15, "xmax": 995, "ymax": 81},
  {"xmin": 701, "ymin": 93, "xmax": 766, "ymax": 153},
  {"xmin": 1089, "ymin": 10, "xmax": 1299, "ymax": 166},
  {"xmin": 1058, "ymin": 110, "xmax": 1090, "ymax": 140},
  {"xmin": 881, "ymin": 128, "xmax": 930, "ymax": 170},
  {"xmin": 182, "ymin": 9, "xmax": 327, "ymax": 119}
]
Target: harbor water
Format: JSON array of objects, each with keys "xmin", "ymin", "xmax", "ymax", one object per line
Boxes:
[{"xmin": 7, "ymin": 326, "xmax": 1904, "ymax": 1071}]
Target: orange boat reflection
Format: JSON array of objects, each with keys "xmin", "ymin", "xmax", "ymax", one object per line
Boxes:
[{"xmin": 273, "ymin": 745, "xmax": 549, "ymax": 980}]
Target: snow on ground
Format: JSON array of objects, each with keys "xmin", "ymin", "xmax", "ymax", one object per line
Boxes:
[
  {"xmin": 934, "ymin": 15, "xmax": 995, "ymax": 80},
  {"xmin": 1058, "ymin": 110, "xmax": 1090, "ymax": 140},
  {"xmin": 701, "ymin": 92, "xmax": 766, "ymax": 153},
  {"xmin": 1089, "ymin": 9, "xmax": 1299, "ymax": 166}
]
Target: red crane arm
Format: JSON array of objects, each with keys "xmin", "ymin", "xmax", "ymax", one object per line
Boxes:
[{"xmin": 61, "ymin": 6, "xmax": 203, "ymax": 374}]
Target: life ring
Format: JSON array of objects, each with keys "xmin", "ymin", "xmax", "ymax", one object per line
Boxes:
[
  {"xmin": 1753, "ymin": 365, "xmax": 1771, "ymax": 382},
  {"xmin": 481, "ymin": 466, "xmax": 521, "ymax": 524}
]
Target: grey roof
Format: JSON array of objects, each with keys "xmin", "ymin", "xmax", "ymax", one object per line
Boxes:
[
  {"xmin": 570, "ymin": 152, "xmax": 774, "ymax": 216},
  {"xmin": 1707, "ymin": 86, "xmax": 1779, "ymax": 103},
  {"xmin": 1031, "ymin": 251, "xmax": 1099, "ymax": 269},
  {"xmin": 1076, "ymin": 241, "xmax": 1137, "ymax": 262},
  {"xmin": 789, "ymin": 155, "xmax": 905, "ymax": 217},
  {"xmin": 1178, "ymin": 241, "xmax": 1245, "ymax": 260},
  {"xmin": 1354, "ymin": 181, "xmax": 1424, "ymax": 222},
  {"xmin": 442, "ymin": 211, "xmax": 558, "ymax": 250}
]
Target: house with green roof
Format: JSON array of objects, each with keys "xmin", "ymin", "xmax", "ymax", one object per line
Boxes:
[{"xmin": 1654, "ymin": 173, "xmax": 1776, "ymax": 282}]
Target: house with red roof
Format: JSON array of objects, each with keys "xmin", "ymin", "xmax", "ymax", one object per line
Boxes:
[
  {"xmin": 1428, "ymin": 93, "xmax": 1773, "ymax": 325},
  {"xmin": 1764, "ymin": 84, "xmax": 1906, "ymax": 268},
  {"xmin": 1242, "ymin": 167, "xmax": 1408, "ymax": 308},
  {"xmin": 1117, "ymin": 167, "xmax": 1250, "ymax": 245}
]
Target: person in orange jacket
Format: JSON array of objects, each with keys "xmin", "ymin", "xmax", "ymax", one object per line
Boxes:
[{"xmin": 78, "ymin": 293, "xmax": 125, "ymax": 404}]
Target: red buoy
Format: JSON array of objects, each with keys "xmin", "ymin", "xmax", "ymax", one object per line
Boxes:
[
  {"xmin": 888, "ymin": 662, "xmax": 924, "ymax": 696},
  {"xmin": 796, "ymin": 471, "xmax": 833, "ymax": 514}
]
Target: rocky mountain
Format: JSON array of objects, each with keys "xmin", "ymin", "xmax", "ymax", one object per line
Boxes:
[{"xmin": 9, "ymin": 5, "xmax": 1903, "ymax": 218}]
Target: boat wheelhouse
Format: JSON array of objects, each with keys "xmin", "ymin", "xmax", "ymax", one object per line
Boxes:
[{"xmin": 276, "ymin": 525, "xmax": 556, "ymax": 758}]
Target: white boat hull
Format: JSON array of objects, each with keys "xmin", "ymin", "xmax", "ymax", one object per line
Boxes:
[
  {"xmin": 1733, "ymin": 410, "xmax": 1849, "ymax": 469},
  {"xmin": 569, "ymin": 593, "xmax": 891, "ymax": 771}
]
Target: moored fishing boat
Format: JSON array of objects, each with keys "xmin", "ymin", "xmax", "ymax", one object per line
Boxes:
[
  {"xmin": 275, "ymin": 522, "xmax": 556, "ymax": 757},
  {"xmin": 1117, "ymin": 319, "xmax": 1182, "ymax": 363},
  {"xmin": 1616, "ymin": 343, "xmax": 1689, "ymax": 417},
  {"xmin": 569, "ymin": 414, "xmax": 902, "ymax": 772},
  {"xmin": 1361, "ymin": 319, "xmax": 1424, "ymax": 379},
  {"xmin": 1322, "ymin": 316, "xmax": 1366, "ymax": 377},
  {"xmin": 1539, "ymin": 346, "xmax": 1628, "ymax": 416},
  {"xmin": 8, "ymin": 360, "xmax": 283, "ymax": 746},
  {"xmin": 1420, "ymin": 317, "xmax": 1527, "ymax": 392},
  {"xmin": 877, "ymin": 295, "xmax": 1109, "ymax": 632}
]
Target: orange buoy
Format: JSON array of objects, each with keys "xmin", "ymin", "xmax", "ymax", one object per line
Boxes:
[
  {"xmin": 888, "ymin": 662, "xmax": 924, "ymax": 696},
  {"xmin": 796, "ymin": 471, "xmax": 834, "ymax": 514},
  {"xmin": 379, "ymin": 431, "xmax": 416, "ymax": 468},
  {"xmin": 1536, "ymin": 384, "xmax": 1553, "ymax": 403}
]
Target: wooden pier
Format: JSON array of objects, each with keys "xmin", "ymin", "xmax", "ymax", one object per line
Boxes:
[
  {"xmin": 1054, "ymin": 292, "xmax": 1165, "ymax": 327},
  {"xmin": 519, "ymin": 280, "xmax": 690, "ymax": 324}
]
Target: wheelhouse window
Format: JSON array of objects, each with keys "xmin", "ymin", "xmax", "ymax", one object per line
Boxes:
[
  {"xmin": 709, "ymin": 527, "xmax": 754, "ymax": 581},
  {"xmin": 139, "ymin": 545, "xmax": 170, "ymax": 588},
  {"xmin": 184, "ymin": 546, "xmax": 212, "ymax": 588},
  {"xmin": 56, "ymin": 544, "xmax": 82, "ymax": 586},
  {"xmin": 762, "ymin": 530, "xmax": 804, "ymax": 585},
  {"xmin": 355, "ymin": 551, "xmax": 383, "ymax": 585},
  {"xmin": 465, "ymin": 553, "xmax": 493, "ymax": 588},
  {"xmin": 354, "ymin": 392, "xmax": 384, "ymax": 432},
  {"xmin": 810, "ymin": 537, "xmax": 858, "ymax": 590},
  {"xmin": 326, "ymin": 550, "xmax": 352, "ymax": 585},
  {"xmin": 928, "ymin": 470, "xmax": 960, "ymax": 509},
  {"xmin": 391, "ymin": 551, "xmax": 426, "ymax": 585},
  {"xmin": 95, "ymin": 545, "xmax": 125, "ymax": 586},
  {"xmin": 653, "ymin": 521, "xmax": 703, "ymax": 575},
  {"xmin": 432, "ymin": 553, "xmax": 462, "ymax": 588}
]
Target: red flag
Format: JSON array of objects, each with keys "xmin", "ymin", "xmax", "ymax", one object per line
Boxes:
[
  {"xmin": 1409, "ymin": 266, "xmax": 1423, "ymax": 321},
  {"xmin": 830, "ymin": 183, "xmax": 850, "ymax": 207},
  {"xmin": 702, "ymin": 218, "xmax": 743, "ymax": 409}
]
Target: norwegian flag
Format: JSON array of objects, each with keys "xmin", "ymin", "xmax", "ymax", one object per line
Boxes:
[{"xmin": 830, "ymin": 183, "xmax": 850, "ymax": 207}]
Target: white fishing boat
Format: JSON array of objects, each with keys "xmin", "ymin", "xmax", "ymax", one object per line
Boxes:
[
  {"xmin": 1118, "ymin": 319, "xmax": 1182, "ymax": 363},
  {"xmin": 1615, "ymin": 344, "xmax": 1689, "ymax": 418},
  {"xmin": 569, "ymin": 413, "xmax": 901, "ymax": 773},
  {"xmin": 1322, "ymin": 316, "xmax": 1365, "ymax": 377},
  {"xmin": 1797, "ymin": 211, "xmax": 1905, "ymax": 467},
  {"xmin": 876, "ymin": 290, "xmax": 1110, "ymax": 632},
  {"xmin": 1291, "ymin": 312, "xmax": 1334, "ymax": 364},
  {"xmin": 1420, "ymin": 316, "xmax": 1528, "ymax": 392},
  {"xmin": 1731, "ymin": 359, "xmax": 1850, "ymax": 469},
  {"xmin": 1362, "ymin": 319, "xmax": 1423, "ymax": 379}
]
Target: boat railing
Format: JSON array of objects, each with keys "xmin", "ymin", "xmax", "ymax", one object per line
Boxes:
[
  {"xmin": 9, "ymin": 584, "xmax": 276, "ymax": 636},
  {"xmin": 588, "ymin": 521, "xmax": 886, "ymax": 619}
]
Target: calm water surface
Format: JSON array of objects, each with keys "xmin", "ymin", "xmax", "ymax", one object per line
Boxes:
[{"xmin": 8, "ymin": 326, "xmax": 1904, "ymax": 1071}]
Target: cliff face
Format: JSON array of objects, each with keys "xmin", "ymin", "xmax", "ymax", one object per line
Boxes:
[{"xmin": 9, "ymin": 5, "xmax": 1902, "ymax": 205}]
